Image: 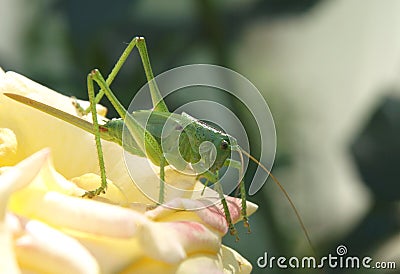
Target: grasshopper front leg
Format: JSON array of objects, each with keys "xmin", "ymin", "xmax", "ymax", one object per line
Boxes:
[
  {"xmin": 224, "ymin": 158, "xmax": 249, "ymax": 232},
  {"xmin": 85, "ymin": 69, "xmax": 167, "ymax": 203},
  {"xmin": 202, "ymin": 170, "xmax": 239, "ymax": 241}
]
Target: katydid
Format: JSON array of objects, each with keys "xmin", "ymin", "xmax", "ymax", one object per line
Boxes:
[{"xmin": 4, "ymin": 36, "xmax": 313, "ymax": 249}]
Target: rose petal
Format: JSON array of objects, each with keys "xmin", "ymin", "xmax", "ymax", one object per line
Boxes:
[
  {"xmin": 0, "ymin": 149, "xmax": 49, "ymax": 219},
  {"xmin": 220, "ymin": 245, "xmax": 252, "ymax": 274},
  {"xmin": 26, "ymin": 191, "xmax": 148, "ymax": 238},
  {"xmin": 120, "ymin": 257, "xmax": 176, "ymax": 274},
  {"xmin": 175, "ymin": 252, "xmax": 224, "ymax": 274},
  {"xmin": 0, "ymin": 128, "xmax": 18, "ymax": 166},
  {"xmin": 0, "ymin": 221, "xmax": 20, "ymax": 274},
  {"xmin": 122, "ymin": 248, "xmax": 250, "ymax": 274},
  {"xmin": 71, "ymin": 173, "xmax": 129, "ymax": 205},
  {"xmin": 71, "ymin": 232, "xmax": 143, "ymax": 273},
  {"xmin": 8, "ymin": 151, "xmax": 87, "ymax": 217},
  {"xmin": 15, "ymin": 220, "xmax": 99, "ymax": 274},
  {"xmin": 138, "ymin": 220, "xmax": 221, "ymax": 263},
  {"xmin": 146, "ymin": 197, "xmax": 258, "ymax": 235},
  {"xmin": 175, "ymin": 245, "xmax": 252, "ymax": 274}
]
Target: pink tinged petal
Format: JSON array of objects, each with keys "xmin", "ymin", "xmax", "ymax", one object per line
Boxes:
[
  {"xmin": 145, "ymin": 199, "xmax": 226, "ymax": 233},
  {"xmin": 138, "ymin": 220, "xmax": 221, "ymax": 264},
  {"xmin": 193, "ymin": 196, "xmax": 258, "ymax": 227},
  {"xmin": 0, "ymin": 148, "xmax": 49, "ymax": 219},
  {"xmin": 146, "ymin": 197, "xmax": 258, "ymax": 235},
  {"xmin": 194, "ymin": 197, "xmax": 242, "ymax": 235},
  {"xmin": 223, "ymin": 196, "xmax": 258, "ymax": 223},
  {"xmin": 15, "ymin": 220, "xmax": 99, "ymax": 274},
  {"xmin": 31, "ymin": 191, "xmax": 147, "ymax": 238}
]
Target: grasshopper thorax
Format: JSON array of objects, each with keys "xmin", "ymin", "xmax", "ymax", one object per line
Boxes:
[
  {"xmin": 178, "ymin": 113, "xmax": 232, "ymax": 174},
  {"xmin": 101, "ymin": 112, "xmax": 232, "ymax": 174}
]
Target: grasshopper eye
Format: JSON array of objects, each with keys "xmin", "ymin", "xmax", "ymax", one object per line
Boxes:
[{"xmin": 220, "ymin": 140, "xmax": 229, "ymax": 150}]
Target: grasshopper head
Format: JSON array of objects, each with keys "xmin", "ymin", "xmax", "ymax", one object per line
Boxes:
[
  {"xmin": 208, "ymin": 133, "xmax": 232, "ymax": 173},
  {"xmin": 177, "ymin": 113, "xmax": 234, "ymax": 174}
]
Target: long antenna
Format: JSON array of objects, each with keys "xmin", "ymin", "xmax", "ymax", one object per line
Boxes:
[{"xmin": 241, "ymin": 149, "xmax": 316, "ymax": 254}]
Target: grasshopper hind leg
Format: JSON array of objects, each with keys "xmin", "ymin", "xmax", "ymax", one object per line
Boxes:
[{"xmin": 81, "ymin": 71, "xmax": 109, "ymax": 198}]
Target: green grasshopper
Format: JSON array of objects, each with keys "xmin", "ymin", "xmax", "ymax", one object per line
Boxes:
[{"xmin": 5, "ymin": 36, "xmax": 312, "ymax": 247}]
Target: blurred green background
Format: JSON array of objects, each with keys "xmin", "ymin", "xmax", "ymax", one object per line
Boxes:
[{"xmin": 1, "ymin": 0, "xmax": 400, "ymax": 273}]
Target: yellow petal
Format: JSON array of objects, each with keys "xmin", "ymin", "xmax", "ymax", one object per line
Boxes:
[
  {"xmin": 0, "ymin": 128, "xmax": 18, "ymax": 166},
  {"xmin": 15, "ymin": 220, "xmax": 99, "ymax": 274},
  {"xmin": 8, "ymin": 150, "xmax": 86, "ymax": 218},
  {"xmin": 71, "ymin": 173, "xmax": 129, "ymax": 205},
  {"xmin": 0, "ymin": 149, "xmax": 49, "ymax": 220},
  {"xmin": 175, "ymin": 252, "xmax": 223, "ymax": 274},
  {"xmin": 221, "ymin": 245, "xmax": 252, "ymax": 274},
  {"xmin": 175, "ymin": 245, "xmax": 252, "ymax": 274},
  {"xmin": 120, "ymin": 257, "xmax": 176, "ymax": 274},
  {"xmin": 71, "ymin": 232, "xmax": 143, "ymax": 273},
  {"xmin": 25, "ymin": 191, "xmax": 147, "ymax": 238},
  {"xmin": 0, "ymin": 221, "xmax": 20, "ymax": 274}
]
